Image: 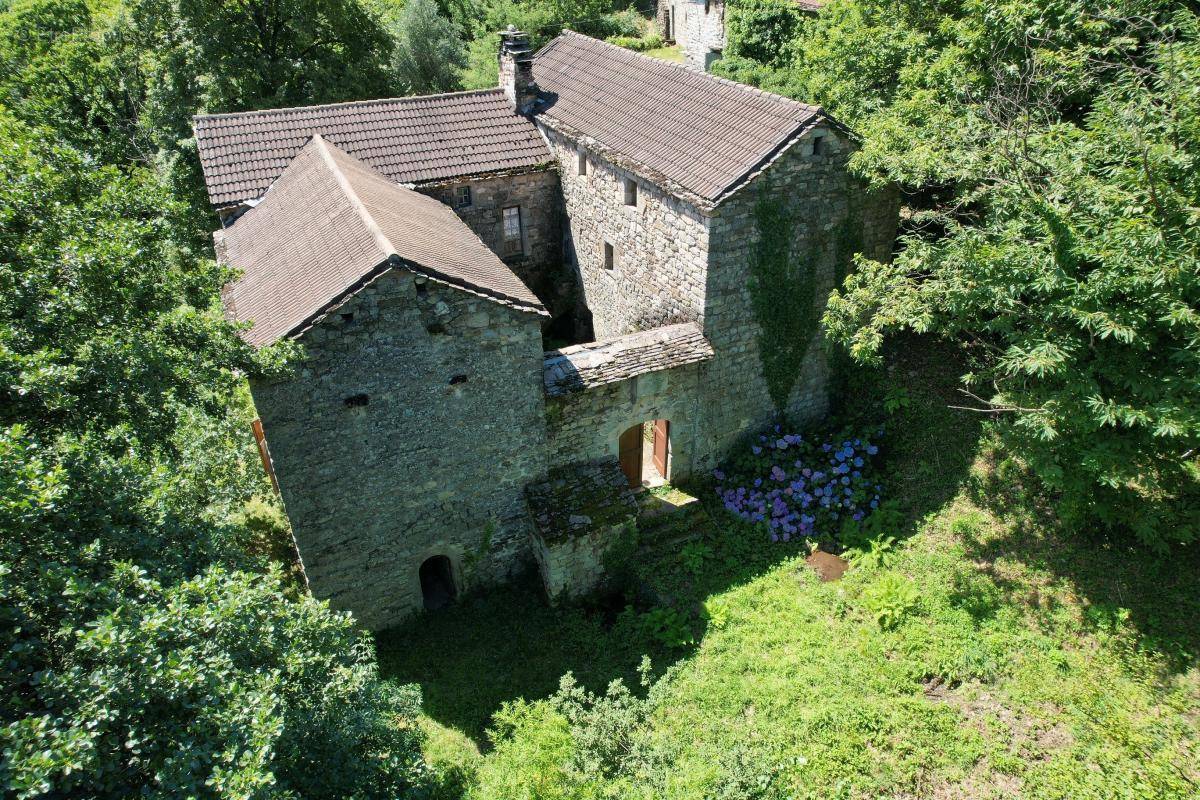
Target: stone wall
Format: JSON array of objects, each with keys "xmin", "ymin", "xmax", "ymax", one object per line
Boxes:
[
  {"xmin": 250, "ymin": 269, "xmax": 548, "ymax": 630},
  {"xmin": 416, "ymin": 168, "xmax": 571, "ymax": 320},
  {"xmin": 541, "ymin": 127, "xmax": 709, "ymax": 338},
  {"xmin": 699, "ymin": 125, "xmax": 900, "ymax": 460},
  {"xmin": 526, "ymin": 460, "xmax": 638, "ymax": 602},
  {"xmin": 544, "ymin": 362, "xmax": 707, "ymax": 480},
  {"xmin": 677, "ymin": 0, "xmax": 727, "ymax": 69}
]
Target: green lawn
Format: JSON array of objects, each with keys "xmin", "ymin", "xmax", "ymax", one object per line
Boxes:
[
  {"xmin": 641, "ymin": 44, "xmax": 684, "ymax": 63},
  {"xmin": 377, "ymin": 337, "xmax": 1200, "ymax": 798}
]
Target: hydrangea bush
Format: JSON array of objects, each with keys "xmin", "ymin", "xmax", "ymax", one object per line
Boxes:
[{"xmin": 714, "ymin": 426, "xmax": 883, "ymax": 543}]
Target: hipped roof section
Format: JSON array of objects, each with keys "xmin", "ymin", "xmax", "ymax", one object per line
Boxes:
[{"xmin": 218, "ymin": 135, "xmax": 546, "ymax": 348}]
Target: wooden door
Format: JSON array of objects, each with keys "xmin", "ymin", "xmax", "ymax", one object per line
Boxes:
[
  {"xmin": 618, "ymin": 424, "xmax": 643, "ymax": 488},
  {"xmin": 652, "ymin": 419, "xmax": 670, "ymax": 478}
]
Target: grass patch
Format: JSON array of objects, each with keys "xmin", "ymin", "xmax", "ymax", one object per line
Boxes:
[
  {"xmin": 642, "ymin": 44, "xmax": 684, "ymax": 63},
  {"xmin": 378, "ymin": 336, "xmax": 1200, "ymax": 798}
]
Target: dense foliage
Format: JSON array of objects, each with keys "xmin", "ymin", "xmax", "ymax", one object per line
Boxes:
[
  {"xmin": 719, "ymin": 0, "xmax": 1200, "ymax": 546},
  {"xmin": 0, "ymin": 0, "xmax": 451, "ymax": 789}
]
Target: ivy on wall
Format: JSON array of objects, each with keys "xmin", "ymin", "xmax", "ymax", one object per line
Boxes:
[
  {"xmin": 749, "ymin": 179, "xmax": 870, "ymax": 416},
  {"xmin": 747, "ymin": 181, "xmax": 822, "ymax": 413}
]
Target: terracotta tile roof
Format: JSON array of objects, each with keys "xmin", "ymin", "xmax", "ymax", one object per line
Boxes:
[
  {"xmin": 532, "ymin": 31, "xmax": 823, "ymax": 203},
  {"xmin": 793, "ymin": 0, "xmax": 827, "ymax": 11},
  {"xmin": 193, "ymin": 89, "xmax": 552, "ymax": 208},
  {"xmin": 543, "ymin": 322, "xmax": 714, "ymax": 397},
  {"xmin": 217, "ymin": 135, "xmax": 545, "ymax": 348}
]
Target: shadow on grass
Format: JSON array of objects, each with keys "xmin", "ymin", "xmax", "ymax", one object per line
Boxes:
[
  {"xmin": 375, "ymin": 335, "xmax": 989, "ymax": 746},
  {"xmin": 957, "ymin": 465, "xmax": 1200, "ymax": 674},
  {"xmin": 375, "ymin": 504, "xmax": 808, "ymax": 746},
  {"xmin": 836, "ymin": 335, "xmax": 985, "ymax": 536}
]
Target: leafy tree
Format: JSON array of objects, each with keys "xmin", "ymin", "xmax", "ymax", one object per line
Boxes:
[
  {"xmin": 0, "ymin": 112, "xmax": 430, "ymax": 797},
  {"xmin": 724, "ymin": 0, "xmax": 804, "ymax": 67},
  {"xmin": 461, "ymin": 0, "xmax": 631, "ymax": 89},
  {"xmin": 385, "ymin": 0, "xmax": 468, "ymax": 94},
  {"xmin": 805, "ymin": 2, "xmax": 1200, "ymax": 545}
]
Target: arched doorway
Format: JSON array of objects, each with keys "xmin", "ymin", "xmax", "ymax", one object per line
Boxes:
[
  {"xmin": 618, "ymin": 419, "xmax": 670, "ymax": 488},
  {"xmin": 419, "ymin": 555, "xmax": 457, "ymax": 611}
]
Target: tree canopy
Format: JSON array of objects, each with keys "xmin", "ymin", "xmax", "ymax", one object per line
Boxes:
[{"xmin": 719, "ymin": 0, "xmax": 1200, "ymax": 545}]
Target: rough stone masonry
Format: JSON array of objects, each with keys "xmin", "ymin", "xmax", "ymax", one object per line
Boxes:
[{"xmin": 194, "ymin": 28, "xmax": 898, "ymax": 629}]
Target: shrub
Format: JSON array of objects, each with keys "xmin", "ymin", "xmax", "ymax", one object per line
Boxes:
[
  {"xmin": 714, "ymin": 427, "xmax": 884, "ymax": 543},
  {"xmin": 862, "ymin": 573, "xmax": 921, "ymax": 630},
  {"xmin": 606, "ymin": 32, "xmax": 664, "ymax": 51},
  {"xmin": 0, "ymin": 566, "xmax": 429, "ymax": 799}
]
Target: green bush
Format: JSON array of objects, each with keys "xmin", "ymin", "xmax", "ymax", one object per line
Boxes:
[
  {"xmin": 606, "ymin": 32, "xmax": 663, "ymax": 52},
  {"xmin": 0, "ymin": 566, "xmax": 428, "ymax": 799},
  {"xmin": 862, "ymin": 572, "xmax": 921, "ymax": 630}
]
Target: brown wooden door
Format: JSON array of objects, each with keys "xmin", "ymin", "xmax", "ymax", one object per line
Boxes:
[
  {"xmin": 618, "ymin": 424, "xmax": 643, "ymax": 488},
  {"xmin": 652, "ymin": 419, "xmax": 670, "ymax": 478}
]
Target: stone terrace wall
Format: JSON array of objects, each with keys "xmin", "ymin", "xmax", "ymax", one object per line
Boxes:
[
  {"xmin": 700, "ymin": 126, "xmax": 900, "ymax": 456},
  {"xmin": 541, "ymin": 127, "xmax": 709, "ymax": 338},
  {"xmin": 417, "ymin": 168, "xmax": 570, "ymax": 318},
  {"xmin": 250, "ymin": 270, "xmax": 548, "ymax": 630}
]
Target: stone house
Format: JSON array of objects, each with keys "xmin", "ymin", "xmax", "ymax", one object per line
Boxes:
[
  {"xmin": 657, "ymin": 0, "xmax": 827, "ymax": 70},
  {"xmin": 194, "ymin": 29, "xmax": 897, "ymax": 630}
]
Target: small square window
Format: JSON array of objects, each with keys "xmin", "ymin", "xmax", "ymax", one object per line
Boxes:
[
  {"xmin": 502, "ymin": 206, "xmax": 523, "ymax": 255},
  {"xmin": 576, "ymin": 149, "xmax": 588, "ymax": 176},
  {"xmin": 603, "ymin": 241, "xmax": 615, "ymax": 270},
  {"xmin": 623, "ymin": 178, "xmax": 638, "ymax": 207},
  {"xmin": 455, "ymin": 185, "xmax": 472, "ymax": 208}
]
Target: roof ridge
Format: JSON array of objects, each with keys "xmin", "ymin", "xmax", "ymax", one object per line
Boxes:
[
  {"xmin": 309, "ymin": 134, "xmax": 397, "ymax": 260},
  {"xmin": 551, "ymin": 29, "xmax": 823, "ymax": 116},
  {"xmin": 193, "ymin": 88, "xmax": 505, "ymax": 123}
]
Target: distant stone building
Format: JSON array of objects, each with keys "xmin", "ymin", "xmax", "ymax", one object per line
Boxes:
[
  {"xmin": 658, "ymin": 0, "xmax": 827, "ymax": 70},
  {"xmin": 194, "ymin": 28, "xmax": 897, "ymax": 630}
]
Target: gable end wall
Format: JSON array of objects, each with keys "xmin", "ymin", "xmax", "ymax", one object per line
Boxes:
[
  {"xmin": 699, "ymin": 127, "xmax": 899, "ymax": 458},
  {"xmin": 250, "ymin": 270, "xmax": 548, "ymax": 630}
]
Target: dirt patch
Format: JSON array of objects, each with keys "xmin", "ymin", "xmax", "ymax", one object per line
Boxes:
[
  {"xmin": 806, "ymin": 550, "xmax": 849, "ymax": 582},
  {"xmin": 915, "ymin": 678, "xmax": 1076, "ymax": 798},
  {"xmin": 925, "ymin": 678, "xmax": 1074, "ymax": 761}
]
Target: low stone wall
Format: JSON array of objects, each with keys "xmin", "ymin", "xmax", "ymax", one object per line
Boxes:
[{"xmin": 526, "ymin": 460, "xmax": 638, "ymax": 602}]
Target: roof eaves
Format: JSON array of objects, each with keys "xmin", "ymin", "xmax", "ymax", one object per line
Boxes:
[
  {"xmin": 533, "ymin": 113, "xmax": 718, "ymax": 213},
  {"xmin": 713, "ymin": 109, "xmax": 857, "ymax": 207},
  {"xmin": 190, "ymin": 88, "xmax": 507, "ymax": 125}
]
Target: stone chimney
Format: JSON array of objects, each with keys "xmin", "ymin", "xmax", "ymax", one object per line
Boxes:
[{"xmin": 498, "ymin": 26, "xmax": 538, "ymax": 114}]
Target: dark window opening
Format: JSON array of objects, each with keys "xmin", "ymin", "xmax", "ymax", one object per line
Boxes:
[
  {"xmin": 456, "ymin": 185, "xmax": 472, "ymax": 208},
  {"xmin": 577, "ymin": 149, "xmax": 587, "ymax": 176},
  {"xmin": 340, "ymin": 312, "xmax": 354, "ymax": 324},
  {"xmin": 415, "ymin": 281, "xmax": 429, "ymax": 296},
  {"xmin": 426, "ymin": 322, "xmax": 446, "ymax": 336},
  {"xmin": 449, "ymin": 374, "xmax": 468, "ymax": 385},
  {"xmin": 603, "ymin": 241, "xmax": 615, "ymax": 270},
  {"xmin": 343, "ymin": 393, "xmax": 368, "ymax": 408},
  {"xmin": 811, "ymin": 135, "xmax": 825, "ymax": 156},
  {"xmin": 623, "ymin": 178, "xmax": 638, "ymax": 206},
  {"xmin": 502, "ymin": 206, "xmax": 523, "ymax": 256},
  {"xmin": 419, "ymin": 555, "xmax": 456, "ymax": 611}
]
